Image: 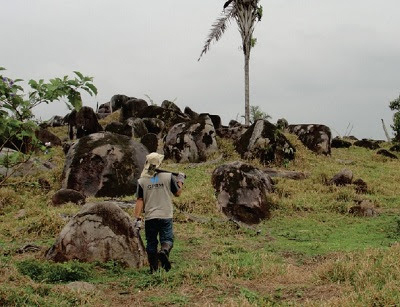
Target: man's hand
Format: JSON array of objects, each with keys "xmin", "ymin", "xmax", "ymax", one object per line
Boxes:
[
  {"xmin": 177, "ymin": 172, "xmax": 186, "ymax": 184},
  {"xmin": 133, "ymin": 218, "xmax": 142, "ymax": 232}
]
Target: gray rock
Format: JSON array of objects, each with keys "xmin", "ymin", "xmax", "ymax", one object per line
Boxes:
[
  {"xmin": 235, "ymin": 120, "xmax": 295, "ymax": 164},
  {"xmin": 263, "ymin": 168, "xmax": 308, "ymax": 180},
  {"xmin": 161, "ymin": 100, "xmax": 181, "ymax": 113},
  {"xmin": 105, "ymin": 121, "xmax": 133, "ymax": 137},
  {"xmin": 164, "ymin": 114, "xmax": 218, "ymax": 163},
  {"xmin": 354, "ymin": 139, "xmax": 380, "ymax": 150},
  {"xmin": 138, "ymin": 105, "xmax": 190, "ymax": 132},
  {"xmin": 377, "ymin": 149, "xmax": 398, "ymax": 159},
  {"xmin": 52, "ymin": 189, "xmax": 86, "ymax": 206},
  {"xmin": 62, "ymin": 132, "xmax": 148, "ymax": 197},
  {"xmin": 35, "ymin": 128, "xmax": 62, "ymax": 147},
  {"xmin": 120, "ymin": 98, "xmax": 148, "ymax": 122},
  {"xmin": 331, "ymin": 137, "xmax": 352, "ymax": 149},
  {"xmin": 276, "ymin": 118, "xmax": 289, "ymax": 130},
  {"xmin": 184, "ymin": 106, "xmax": 199, "ymax": 119},
  {"xmin": 288, "ymin": 124, "xmax": 332, "ymax": 155},
  {"xmin": 328, "ymin": 168, "xmax": 353, "ymax": 186},
  {"xmin": 141, "ymin": 133, "xmax": 159, "ymax": 153},
  {"xmin": 125, "ymin": 118, "xmax": 149, "ymax": 138},
  {"xmin": 110, "ymin": 94, "xmax": 132, "ymax": 111},
  {"xmin": 46, "ymin": 202, "xmax": 146, "ymax": 268},
  {"xmin": 141, "ymin": 118, "xmax": 164, "ymax": 137},
  {"xmin": 212, "ymin": 161, "xmax": 274, "ymax": 224},
  {"xmin": 349, "ymin": 200, "xmax": 378, "ymax": 217}
]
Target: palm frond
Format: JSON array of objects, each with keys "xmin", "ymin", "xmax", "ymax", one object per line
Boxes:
[{"xmin": 198, "ymin": 5, "xmax": 236, "ymax": 61}]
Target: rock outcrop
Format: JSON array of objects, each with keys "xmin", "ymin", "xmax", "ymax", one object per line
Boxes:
[
  {"xmin": 235, "ymin": 120, "xmax": 295, "ymax": 164},
  {"xmin": 120, "ymin": 98, "xmax": 148, "ymax": 122},
  {"xmin": 328, "ymin": 169, "xmax": 353, "ymax": 186},
  {"xmin": 354, "ymin": 139, "xmax": 380, "ymax": 150},
  {"xmin": 212, "ymin": 161, "xmax": 274, "ymax": 224},
  {"xmin": 62, "ymin": 132, "xmax": 148, "ymax": 197},
  {"xmin": 164, "ymin": 114, "xmax": 218, "ymax": 163},
  {"xmin": 288, "ymin": 124, "xmax": 332, "ymax": 155},
  {"xmin": 46, "ymin": 202, "xmax": 146, "ymax": 268},
  {"xmin": 51, "ymin": 188, "xmax": 86, "ymax": 206},
  {"xmin": 331, "ymin": 137, "xmax": 352, "ymax": 149},
  {"xmin": 138, "ymin": 106, "xmax": 190, "ymax": 132}
]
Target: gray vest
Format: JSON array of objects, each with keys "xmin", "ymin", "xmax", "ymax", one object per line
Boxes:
[{"xmin": 138, "ymin": 173, "xmax": 173, "ymax": 220}]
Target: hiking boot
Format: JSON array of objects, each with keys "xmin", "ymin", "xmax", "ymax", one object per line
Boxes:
[
  {"xmin": 158, "ymin": 243, "xmax": 172, "ymax": 272},
  {"xmin": 148, "ymin": 252, "xmax": 159, "ymax": 273}
]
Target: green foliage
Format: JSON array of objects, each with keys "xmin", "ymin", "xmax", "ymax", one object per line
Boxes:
[
  {"xmin": 0, "ymin": 68, "xmax": 96, "ymax": 186},
  {"xmin": 389, "ymin": 94, "xmax": 400, "ymax": 140},
  {"xmin": 246, "ymin": 105, "xmax": 271, "ymax": 124},
  {"xmin": 16, "ymin": 259, "xmax": 92, "ymax": 283}
]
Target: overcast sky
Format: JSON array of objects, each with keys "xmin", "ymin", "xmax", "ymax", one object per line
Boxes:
[{"xmin": 2, "ymin": 0, "xmax": 400, "ymax": 139}]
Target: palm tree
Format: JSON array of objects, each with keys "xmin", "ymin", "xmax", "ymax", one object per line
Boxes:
[{"xmin": 199, "ymin": 0, "xmax": 263, "ymax": 126}]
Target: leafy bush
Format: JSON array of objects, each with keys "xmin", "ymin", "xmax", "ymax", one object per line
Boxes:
[
  {"xmin": 16, "ymin": 259, "xmax": 92, "ymax": 283},
  {"xmin": 0, "ymin": 67, "xmax": 97, "ymax": 186},
  {"xmin": 389, "ymin": 94, "xmax": 400, "ymax": 141}
]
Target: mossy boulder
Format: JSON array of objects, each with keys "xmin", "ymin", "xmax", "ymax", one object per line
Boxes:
[
  {"xmin": 138, "ymin": 105, "xmax": 190, "ymax": 132},
  {"xmin": 62, "ymin": 132, "xmax": 148, "ymax": 197},
  {"xmin": 235, "ymin": 120, "xmax": 295, "ymax": 164},
  {"xmin": 46, "ymin": 202, "xmax": 146, "ymax": 268},
  {"xmin": 164, "ymin": 114, "xmax": 218, "ymax": 163},
  {"xmin": 288, "ymin": 124, "xmax": 332, "ymax": 155},
  {"xmin": 120, "ymin": 98, "xmax": 148, "ymax": 122},
  {"xmin": 212, "ymin": 161, "xmax": 274, "ymax": 224}
]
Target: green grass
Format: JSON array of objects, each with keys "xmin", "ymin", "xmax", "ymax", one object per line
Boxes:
[{"xmin": 1, "ymin": 124, "xmax": 400, "ymax": 305}]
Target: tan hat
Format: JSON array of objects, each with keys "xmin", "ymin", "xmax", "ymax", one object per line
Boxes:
[{"xmin": 140, "ymin": 152, "xmax": 164, "ymax": 178}]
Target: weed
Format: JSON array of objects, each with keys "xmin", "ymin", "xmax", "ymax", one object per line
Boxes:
[{"xmin": 16, "ymin": 259, "xmax": 92, "ymax": 283}]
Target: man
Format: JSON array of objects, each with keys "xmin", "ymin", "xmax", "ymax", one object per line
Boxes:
[{"xmin": 134, "ymin": 152, "xmax": 184, "ymax": 273}]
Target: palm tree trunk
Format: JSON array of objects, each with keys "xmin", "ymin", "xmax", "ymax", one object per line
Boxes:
[{"xmin": 244, "ymin": 52, "xmax": 250, "ymax": 126}]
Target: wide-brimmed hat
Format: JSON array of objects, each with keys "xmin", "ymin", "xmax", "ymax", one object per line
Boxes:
[{"xmin": 140, "ymin": 152, "xmax": 164, "ymax": 178}]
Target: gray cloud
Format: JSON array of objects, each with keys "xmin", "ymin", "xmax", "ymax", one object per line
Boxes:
[{"xmin": 1, "ymin": 0, "xmax": 400, "ymax": 139}]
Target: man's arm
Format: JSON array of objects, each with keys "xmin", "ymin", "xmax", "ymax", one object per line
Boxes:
[
  {"xmin": 174, "ymin": 182, "xmax": 183, "ymax": 197},
  {"xmin": 135, "ymin": 198, "xmax": 144, "ymax": 218}
]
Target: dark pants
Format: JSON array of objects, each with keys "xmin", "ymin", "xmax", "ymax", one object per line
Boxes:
[{"xmin": 145, "ymin": 218, "xmax": 174, "ymax": 254}]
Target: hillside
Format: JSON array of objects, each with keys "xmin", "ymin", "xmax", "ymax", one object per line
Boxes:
[{"xmin": 1, "ymin": 121, "xmax": 400, "ymax": 306}]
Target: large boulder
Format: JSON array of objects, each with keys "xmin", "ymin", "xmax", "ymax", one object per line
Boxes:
[
  {"xmin": 212, "ymin": 162, "xmax": 274, "ymax": 224},
  {"xmin": 141, "ymin": 118, "xmax": 164, "ymax": 137},
  {"xmin": 287, "ymin": 124, "xmax": 332, "ymax": 155},
  {"xmin": 51, "ymin": 188, "xmax": 86, "ymax": 206},
  {"xmin": 64, "ymin": 107, "xmax": 103, "ymax": 140},
  {"xmin": 120, "ymin": 98, "xmax": 148, "ymax": 122},
  {"xmin": 62, "ymin": 132, "xmax": 148, "ymax": 197},
  {"xmin": 110, "ymin": 94, "xmax": 132, "ymax": 111},
  {"xmin": 125, "ymin": 118, "xmax": 149, "ymax": 138},
  {"xmin": 35, "ymin": 128, "xmax": 62, "ymax": 147},
  {"xmin": 354, "ymin": 139, "xmax": 380, "ymax": 150},
  {"xmin": 105, "ymin": 121, "xmax": 133, "ymax": 137},
  {"xmin": 184, "ymin": 106, "xmax": 199, "ymax": 120},
  {"xmin": 45, "ymin": 202, "xmax": 146, "ymax": 268},
  {"xmin": 328, "ymin": 168, "xmax": 353, "ymax": 186},
  {"xmin": 164, "ymin": 114, "xmax": 218, "ymax": 163},
  {"xmin": 331, "ymin": 137, "xmax": 352, "ymax": 149},
  {"xmin": 141, "ymin": 133, "xmax": 159, "ymax": 153},
  {"xmin": 377, "ymin": 149, "xmax": 398, "ymax": 159},
  {"xmin": 138, "ymin": 105, "xmax": 190, "ymax": 132},
  {"xmin": 235, "ymin": 120, "xmax": 295, "ymax": 164},
  {"xmin": 161, "ymin": 100, "xmax": 181, "ymax": 113}
]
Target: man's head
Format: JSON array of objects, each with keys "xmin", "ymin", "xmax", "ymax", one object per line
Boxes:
[{"xmin": 141, "ymin": 152, "xmax": 164, "ymax": 178}]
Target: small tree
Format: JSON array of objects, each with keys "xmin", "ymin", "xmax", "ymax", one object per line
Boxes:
[
  {"xmin": 199, "ymin": 0, "xmax": 263, "ymax": 126},
  {"xmin": 249, "ymin": 105, "xmax": 270, "ymax": 124},
  {"xmin": 389, "ymin": 94, "xmax": 400, "ymax": 141},
  {"xmin": 0, "ymin": 67, "xmax": 97, "ymax": 186}
]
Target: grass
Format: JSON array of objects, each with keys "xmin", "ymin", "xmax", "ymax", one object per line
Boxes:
[{"xmin": 1, "ymin": 121, "xmax": 400, "ymax": 305}]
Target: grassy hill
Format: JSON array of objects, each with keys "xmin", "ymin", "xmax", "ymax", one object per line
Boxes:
[{"xmin": 1, "ymin": 123, "xmax": 400, "ymax": 306}]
